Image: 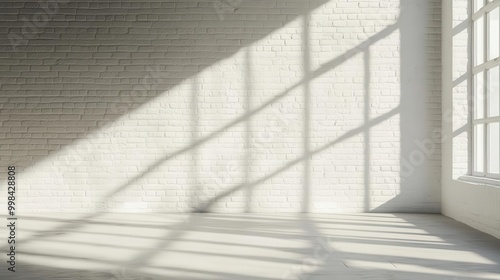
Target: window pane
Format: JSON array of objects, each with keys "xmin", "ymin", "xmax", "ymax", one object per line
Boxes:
[
  {"xmin": 487, "ymin": 123, "xmax": 499, "ymax": 174},
  {"xmin": 475, "ymin": 73, "xmax": 485, "ymax": 119},
  {"xmin": 475, "ymin": 0, "xmax": 485, "ymax": 12},
  {"xmin": 475, "ymin": 124, "xmax": 485, "ymax": 173},
  {"xmin": 488, "ymin": 7, "xmax": 500, "ymax": 60},
  {"xmin": 475, "ymin": 17, "xmax": 485, "ymax": 66},
  {"xmin": 488, "ymin": 66, "xmax": 499, "ymax": 117}
]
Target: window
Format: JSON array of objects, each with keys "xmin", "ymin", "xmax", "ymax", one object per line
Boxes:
[{"xmin": 473, "ymin": 0, "xmax": 500, "ymax": 179}]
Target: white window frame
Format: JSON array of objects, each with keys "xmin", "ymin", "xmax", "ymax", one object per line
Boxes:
[{"xmin": 472, "ymin": 0, "xmax": 500, "ymax": 180}]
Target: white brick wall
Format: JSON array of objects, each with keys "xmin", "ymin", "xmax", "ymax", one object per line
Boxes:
[
  {"xmin": 442, "ymin": 0, "xmax": 500, "ymax": 239},
  {"xmin": 0, "ymin": 0, "xmax": 441, "ymax": 213}
]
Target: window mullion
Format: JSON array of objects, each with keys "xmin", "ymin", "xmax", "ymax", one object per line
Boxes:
[
  {"xmin": 483, "ymin": 10, "xmax": 486, "ymax": 176},
  {"xmin": 473, "ymin": 0, "xmax": 500, "ymax": 20},
  {"xmin": 472, "ymin": 58, "xmax": 500, "ymax": 75},
  {"xmin": 484, "ymin": 122, "xmax": 488, "ymax": 176}
]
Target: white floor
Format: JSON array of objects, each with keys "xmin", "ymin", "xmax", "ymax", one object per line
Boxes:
[{"xmin": 1, "ymin": 213, "xmax": 499, "ymax": 280}]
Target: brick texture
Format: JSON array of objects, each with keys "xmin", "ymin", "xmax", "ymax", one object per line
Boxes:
[{"xmin": 0, "ymin": 0, "xmax": 441, "ymax": 213}]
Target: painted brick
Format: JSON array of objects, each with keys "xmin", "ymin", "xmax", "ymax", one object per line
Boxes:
[{"xmin": 0, "ymin": 0, "xmax": 441, "ymax": 214}]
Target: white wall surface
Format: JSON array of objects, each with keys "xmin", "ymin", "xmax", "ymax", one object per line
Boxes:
[
  {"xmin": 442, "ymin": 0, "xmax": 500, "ymax": 239},
  {"xmin": 0, "ymin": 0, "xmax": 441, "ymax": 213}
]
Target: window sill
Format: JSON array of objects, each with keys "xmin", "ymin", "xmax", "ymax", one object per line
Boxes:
[{"xmin": 458, "ymin": 175, "xmax": 500, "ymax": 188}]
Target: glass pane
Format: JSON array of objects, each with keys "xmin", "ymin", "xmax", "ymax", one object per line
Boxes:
[
  {"xmin": 488, "ymin": 7, "xmax": 499, "ymax": 60},
  {"xmin": 475, "ymin": 124, "xmax": 485, "ymax": 173},
  {"xmin": 475, "ymin": 0, "xmax": 484, "ymax": 13},
  {"xmin": 487, "ymin": 123, "xmax": 499, "ymax": 174},
  {"xmin": 475, "ymin": 17, "xmax": 485, "ymax": 66},
  {"xmin": 488, "ymin": 66, "xmax": 499, "ymax": 117},
  {"xmin": 475, "ymin": 73, "xmax": 485, "ymax": 119}
]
